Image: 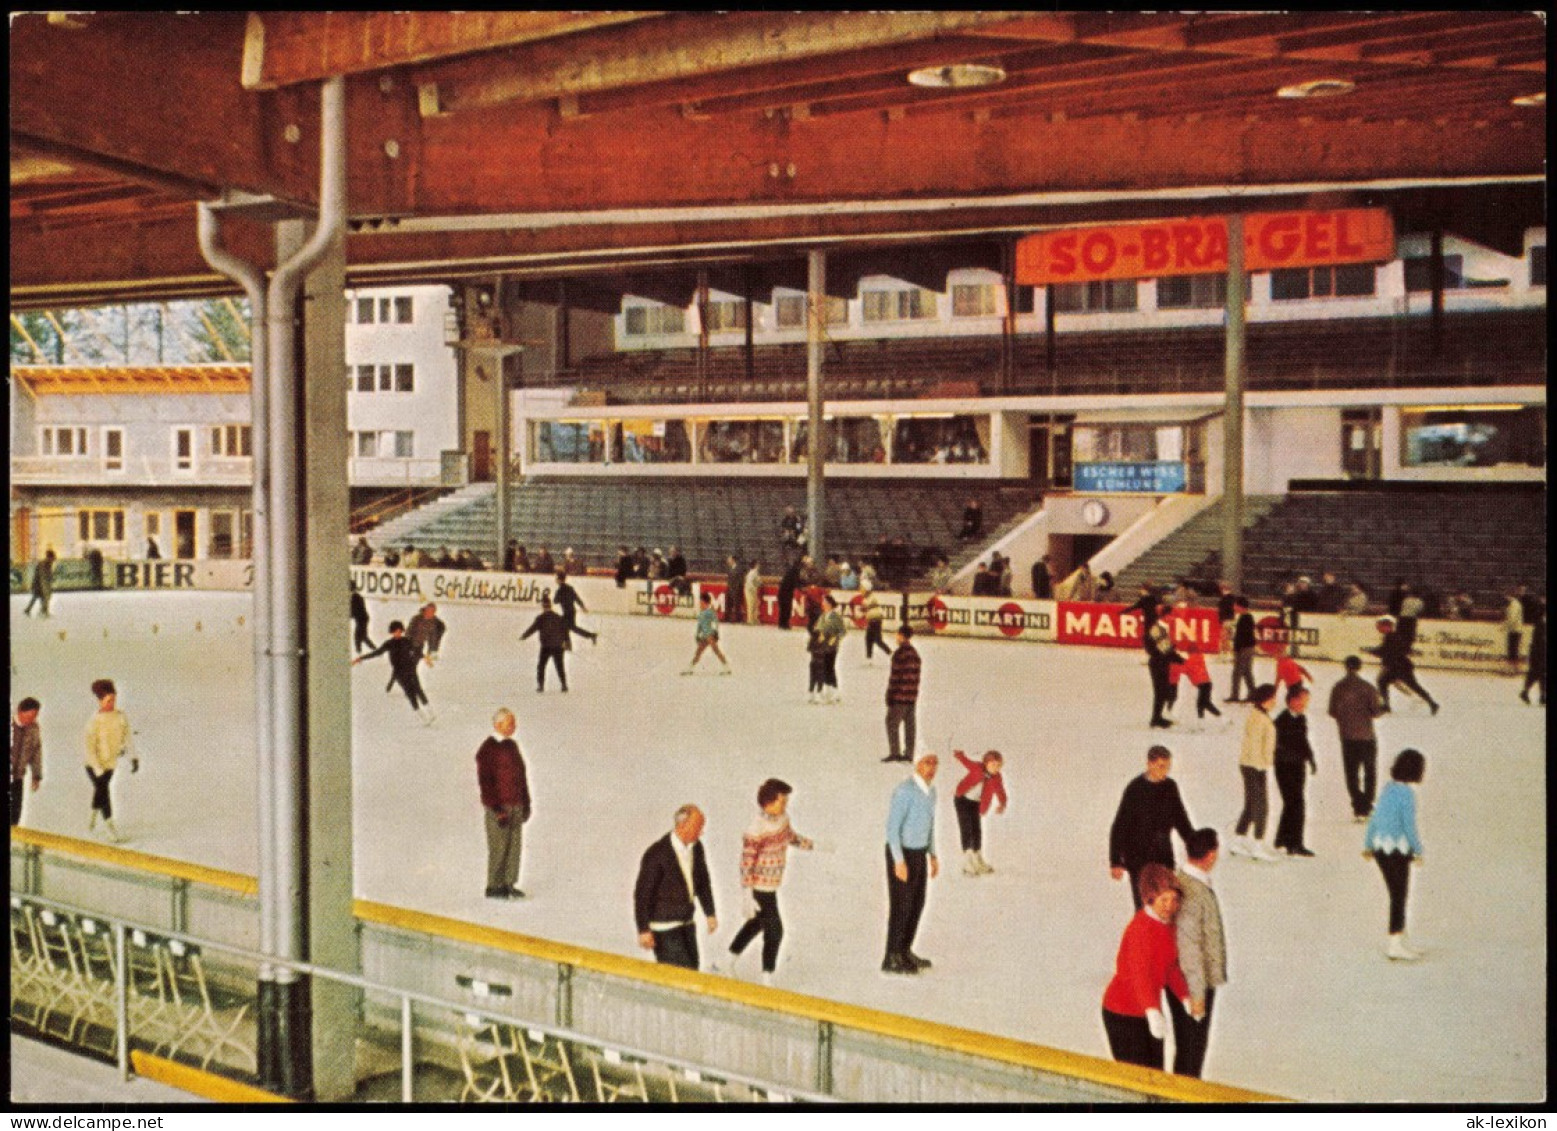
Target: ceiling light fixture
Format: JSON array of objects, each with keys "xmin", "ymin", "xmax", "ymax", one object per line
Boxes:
[
  {"xmin": 907, "ymin": 62, "xmax": 1007, "ymax": 89},
  {"xmin": 1511, "ymin": 91, "xmax": 1545, "ymax": 108},
  {"xmin": 1276, "ymin": 78, "xmax": 1357, "ymax": 99}
]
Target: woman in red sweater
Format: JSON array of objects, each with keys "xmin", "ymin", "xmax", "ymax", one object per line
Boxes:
[{"xmin": 1101, "ymin": 863, "xmax": 1192, "ymax": 1070}]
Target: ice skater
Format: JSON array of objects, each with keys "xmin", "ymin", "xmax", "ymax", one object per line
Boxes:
[
  {"xmin": 1225, "ymin": 598, "xmax": 1258, "ymax": 702},
  {"xmin": 520, "ymin": 595, "xmax": 592, "ymax": 693},
  {"xmin": 1228, "ymin": 684, "xmax": 1279, "ymax": 861},
  {"xmin": 806, "ymin": 594, "xmax": 846, "ymax": 704},
  {"xmin": 1179, "ymin": 645, "xmax": 1221, "ymax": 721},
  {"xmin": 1519, "ymin": 606, "xmax": 1545, "ymax": 705},
  {"xmin": 1328, "ymin": 655, "xmax": 1384, "ymax": 821},
  {"xmin": 725, "ymin": 778, "xmax": 813, "ymax": 983},
  {"xmin": 554, "ymin": 571, "xmax": 599, "ymax": 649},
  {"xmin": 1146, "ymin": 609, "xmax": 1185, "ymax": 728},
  {"xmin": 1273, "ymin": 650, "xmax": 1313, "ymax": 696},
  {"xmin": 84, "ymin": 678, "xmax": 134, "ymax": 842},
  {"xmin": 1108, "ymin": 745, "xmax": 1196, "ymax": 909},
  {"xmin": 634, "ymin": 804, "xmax": 717, "ymax": 970},
  {"xmin": 1271, "ymin": 686, "xmax": 1317, "ymax": 857},
  {"xmin": 682, "ymin": 591, "xmax": 732, "ymax": 675},
  {"xmin": 1169, "ymin": 829, "xmax": 1227, "ymax": 1079},
  {"xmin": 11, "ymin": 697, "xmax": 43, "ymax": 827},
  {"xmin": 407, "ymin": 602, "xmax": 447, "ymax": 663},
  {"xmin": 882, "ymin": 753, "xmax": 940, "ymax": 975},
  {"xmin": 24, "ymin": 549, "xmax": 55, "ymax": 618},
  {"xmin": 354, "ymin": 620, "xmax": 435, "ymax": 724},
  {"xmin": 1367, "ymin": 616, "xmax": 1439, "ymax": 715},
  {"xmin": 860, "ymin": 581, "xmax": 892, "ymax": 662},
  {"xmin": 349, "ymin": 582, "xmax": 375, "ymax": 655},
  {"xmin": 1100, "ymin": 864, "xmax": 1192, "ymax": 1071},
  {"xmin": 951, "ymin": 749, "xmax": 1007, "ymax": 875},
  {"xmin": 1363, "ymin": 749, "xmax": 1427, "ymax": 961}
]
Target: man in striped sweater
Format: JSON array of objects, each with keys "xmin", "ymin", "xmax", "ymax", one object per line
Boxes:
[{"xmin": 883, "ymin": 625, "xmax": 921, "ymax": 763}]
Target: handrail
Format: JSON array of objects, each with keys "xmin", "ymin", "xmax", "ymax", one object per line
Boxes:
[
  {"xmin": 130, "ymin": 1052, "xmax": 290, "ymax": 1103},
  {"xmin": 349, "ymin": 486, "xmax": 449, "ymax": 534}
]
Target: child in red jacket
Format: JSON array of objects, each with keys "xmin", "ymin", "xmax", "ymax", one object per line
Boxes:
[
  {"xmin": 953, "ymin": 749, "xmax": 1008, "ymax": 876},
  {"xmin": 1274, "ymin": 652, "xmax": 1313, "ymax": 695},
  {"xmin": 1181, "ymin": 645, "xmax": 1220, "ymax": 720}
]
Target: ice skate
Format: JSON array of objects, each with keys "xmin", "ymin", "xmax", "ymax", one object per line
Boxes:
[
  {"xmin": 1386, "ymin": 933, "xmax": 1421, "ymax": 961},
  {"xmin": 1250, "ymin": 841, "xmax": 1281, "ymax": 862},
  {"xmin": 760, "ymin": 970, "xmax": 774, "ymax": 986},
  {"xmin": 104, "ymin": 818, "xmax": 127, "ymax": 844},
  {"xmin": 680, "ymin": 667, "xmax": 695, "ymax": 676},
  {"xmin": 88, "ymin": 811, "xmax": 99, "ymax": 833},
  {"xmin": 962, "ymin": 851, "xmax": 980, "ymax": 876},
  {"xmin": 974, "ymin": 851, "xmax": 994, "ymax": 874},
  {"xmin": 808, "ymin": 691, "xmax": 820, "ymax": 705},
  {"xmin": 718, "ymin": 665, "xmax": 732, "ymax": 675}
]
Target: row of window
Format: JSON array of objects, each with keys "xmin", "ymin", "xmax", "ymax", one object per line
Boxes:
[
  {"xmin": 350, "ymin": 295, "xmax": 415, "ymax": 325},
  {"xmin": 352, "ymin": 363, "xmax": 416, "ymax": 393},
  {"xmin": 622, "ymin": 249, "xmax": 1548, "ymax": 332},
  {"xmin": 38, "ymin": 425, "xmax": 252, "ymax": 471},
  {"xmin": 75, "ymin": 507, "xmax": 253, "ymax": 558},
  {"xmin": 354, "ymin": 430, "xmax": 415, "ymax": 458}
]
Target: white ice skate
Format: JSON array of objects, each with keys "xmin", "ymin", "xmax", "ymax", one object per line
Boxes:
[
  {"xmin": 975, "ymin": 852, "xmax": 995, "ymax": 874},
  {"xmin": 962, "ymin": 852, "xmax": 980, "ymax": 876},
  {"xmin": 1250, "ymin": 841, "xmax": 1280, "ymax": 862},
  {"xmin": 808, "ymin": 692, "xmax": 820, "ymax": 705},
  {"xmin": 104, "ymin": 819, "xmax": 128, "ymax": 844},
  {"xmin": 718, "ymin": 665, "xmax": 732, "ymax": 676},
  {"xmin": 1386, "ymin": 933, "xmax": 1421, "ymax": 961},
  {"xmin": 1225, "ymin": 834, "xmax": 1250, "ymax": 857},
  {"xmin": 680, "ymin": 668, "xmax": 695, "ymax": 676}
]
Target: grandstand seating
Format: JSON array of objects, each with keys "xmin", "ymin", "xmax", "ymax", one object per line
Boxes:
[
  {"xmin": 377, "ymin": 477, "xmax": 1039, "ymax": 577},
  {"xmin": 540, "ymin": 310, "xmax": 1545, "ymax": 405}
]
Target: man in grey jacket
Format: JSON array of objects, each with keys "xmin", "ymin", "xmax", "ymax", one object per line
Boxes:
[
  {"xmin": 1328, "ymin": 654, "xmax": 1385, "ymax": 821},
  {"xmin": 1170, "ymin": 828, "xmax": 1227, "ymax": 1079}
]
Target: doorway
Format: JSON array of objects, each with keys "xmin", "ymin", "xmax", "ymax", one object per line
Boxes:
[
  {"xmin": 1341, "ymin": 408, "xmax": 1382, "ymax": 479},
  {"xmin": 472, "ymin": 431, "xmax": 492, "ymax": 482},
  {"xmin": 174, "ymin": 510, "xmax": 197, "ymax": 560}
]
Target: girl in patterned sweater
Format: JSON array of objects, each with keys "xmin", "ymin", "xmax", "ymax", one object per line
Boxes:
[{"xmin": 725, "ymin": 778, "xmax": 814, "ymax": 982}]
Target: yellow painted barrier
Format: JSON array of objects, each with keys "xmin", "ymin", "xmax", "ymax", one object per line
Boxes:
[
  {"xmin": 130, "ymin": 1051, "xmax": 289, "ymax": 1103},
  {"xmin": 11, "ymin": 827, "xmax": 257, "ymax": 896}
]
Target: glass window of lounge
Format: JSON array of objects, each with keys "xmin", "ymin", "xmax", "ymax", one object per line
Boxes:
[
  {"xmin": 40, "ymin": 426, "xmax": 88, "ymax": 457},
  {"xmin": 623, "ymin": 303, "xmax": 686, "ymax": 336},
  {"xmin": 862, "ymin": 287, "xmax": 938, "ymax": 322},
  {"xmin": 702, "ymin": 299, "xmax": 748, "ymax": 333},
  {"xmin": 533, "ymin": 420, "xmax": 608, "ymax": 463},
  {"xmin": 174, "ymin": 427, "xmax": 195, "ymax": 471},
  {"xmin": 1156, "ymin": 273, "xmax": 1249, "ymax": 309},
  {"xmin": 774, "ymin": 293, "xmax": 848, "ymax": 328},
  {"xmin": 355, "ymin": 296, "xmax": 375, "ymax": 323},
  {"xmin": 617, "ymin": 419, "xmax": 691, "ymax": 463},
  {"xmin": 1401, "ymin": 405, "xmax": 1545, "ymax": 468},
  {"xmin": 1050, "ymin": 279, "xmax": 1138, "ymax": 314},
  {"xmin": 789, "ymin": 416, "xmax": 888, "ymax": 464},
  {"xmin": 1270, "ymin": 264, "xmax": 1376, "ymax": 300},
  {"xmin": 102, "ymin": 427, "xmax": 124, "ymax": 471},
  {"xmin": 210, "ymin": 511, "xmax": 237, "ymax": 559},
  {"xmin": 1072, "ymin": 423, "xmax": 1197, "ymax": 463},
  {"xmin": 78, "ymin": 508, "xmax": 125, "ymax": 543},
  {"xmin": 892, "ymin": 415, "xmax": 990, "ymax": 464},
  {"xmin": 951, "ymin": 283, "xmax": 1000, "ymax": 317},
  {"xmin": 394, "ymin": 295, "xmax": 414, "ymax": 323},
  {"xmin": 1403, "ymin": 254, "xmax": 1465, "ymax": 292},
  {"xmin": 700, "ymin": 419, "xmax": 785, "ymax": 463}
]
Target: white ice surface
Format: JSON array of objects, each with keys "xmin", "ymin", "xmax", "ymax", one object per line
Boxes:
[{"xmin": 9, "ymin": 591, "xmax": 1547, "ymax": 1103}]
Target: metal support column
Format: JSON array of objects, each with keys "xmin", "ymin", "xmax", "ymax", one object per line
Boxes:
[
  {"xmin": 490, "ymin": 342, "xmax": 522, "ymax": 569},
  {"xmin": 805, "ymin": 251, "xmax": 827, "ymax": 564},
  {"xmin": 696, "ymin": 269, "xmax": 710, "ymax": 401},
  {"xmin": 1221, "ymin": 213, "xmax": 1247, "ymax": 596}
]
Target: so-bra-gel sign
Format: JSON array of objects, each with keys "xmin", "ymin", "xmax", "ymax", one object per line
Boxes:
[{"xmin": 1016, "ymin": 208, "xmax": 1394, "ymax": 284}]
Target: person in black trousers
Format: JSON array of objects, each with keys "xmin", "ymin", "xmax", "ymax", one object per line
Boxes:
[
  {"xmin": 776, "ymin": 556, "xmax": 804, "ymax": 630},
  {"xmin": 1108, "ymin": 745, "xmax": 1196, "ymax": 909},
  {"xmin": 1227, "ymin": 599, "xmax": 1258, "ymax": 702},
  {"xmin": 1520, "ymin": 605, "xmax": 1546, "ymax": 705},
  {"xmin": 553, "ymin": 571, "xmax": 598, "ymax": 650},
  {"xmin": 352, "ymin": 621, "xmax": 433, "ymax": 723},
  {"xmin": 1271, "ymin": 686, "xmax": 1317, "ymax": 856},
  {"xmin": 1368, "ymin": 617, "xmax": 1439, "ymax": 715},
  {"xmin": 521, "ymin": 595, "xmax": 593, "ymax": 693},
  {"xmin": 1145, "ymin": 611, "xmax": 1185, "ymax": 729},
  {"xmin": 633, "ymin": 805, "xmax": 717, "ymax": 969},
  {"xmin": 349, "ymin": 582, "xmax": 374, "ymax": 655}
]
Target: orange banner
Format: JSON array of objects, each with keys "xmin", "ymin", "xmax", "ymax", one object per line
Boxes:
[{"xmin": 1015, "ymin": 208, "xmax": 1395, "ymax": 284}]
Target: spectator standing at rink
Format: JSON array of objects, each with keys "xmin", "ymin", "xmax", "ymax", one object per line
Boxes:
[
  {"xmin": 1520, "ymin": 605, "xmax": 1546, "ymax": 705},
  {"xmin": 860, "ymin": 581, "xmax": 892, "ymax": 663},
  {"xmin": 1216, "ymin": 582, "xmax": 1238, "ymax": 656},
  {"xmin": 1096, "ymin": 571, "xmax": 1117, "ymax": 599},
  {"xmin": 406, "ymin": 602, "xmax": 446, "ymax": 664},
  {"xmin": 634, "ymin": 804, "xmax": 717, "ymax": 970},
  {"xmin": 1055, "ymin": 562, "xmax": 1098, "ymax": 603},
  {"xmin": 666, "ymin": 547, "xmax": 690, "ymax": 595},
  {"xmin": 839, "ymin": 561, "xmax": 859, "ymax": 591},
  {"xmin": 511, "ymin": 544, "xmax": 530, "ymax": 574},
  {"xmin": 352, "ymin": 537, "xmax": 373, "ymax": 565},
  {"xmin": 927, "ymin": 555, "xmax": 953, "ymax": 595},
  {"xmin": 823, "ymin": 554, "xmax": 843, "ymax": 588},
  {"xmin": 1364, "ymin": 750, "xmax": 1428, "ymax": 962},
  {"xmin": 744, "ymin": 560, "xmax": 762, "ymax": 627},
  {"xmin": 1342, "ymin": 583, "xmax": 1370, "ymax": 617},
  {"xmin": 501, "ymin": 539, "xmax": 519, "ymax": 572},
  {"xmin": 532, "ymin": 546, "xmax": 555, "ymax": 575},
  {"xmin": 630, "ymin": 546, "xmax": 651, "ymax": 578},
  {"xmin": 1031, "ymin": 555, "xmax": 1054, "ymax": 599},
  {"xmin": 952, "ymin": 749, "xmax": 1007, "ymax": 875},
  {"xmin": 1228, "ymin": 684, "xmax": 1279, "ymax": 861},
  {"xmin": 1100, "ymin": 863, "xmax": 1192, "ymax": 1071},
  {"xmin": 520, "ymin": 595, "xmax": 592, "ymax": 694},
  {"xmin": 682, "ymin": 592, "xmax": 732, "ymax": 676},
  {"xmin": 1503, "ymin": 588, "xmax": 1526, "ymax": 670},
  {"xmin": 349, "ymin": 583, "xmax": 374, "ymax": 655},
  {"xmin": 1387, "ymin": 578, "xmax": 1408, "ymax": 619},
  {"xmin": 779, "ymin": 505, "xmax": 805, "ymax": 562},
  {"xmin": 476, "ymin": 708, "xmax": 530, "ymax": 900},
  {"xmin": 354, "ymin": 621, "xmax": 435, "ymax": 723},
  {"xmin": 1285, "ymin": 575, "xmax": 1318, "ymax": 655},
  {"xmin": 1226, "ymin": 598, "xmax": 1258, "ymax": 703},
  {"xmin": 725, "ymin": 779, "xmax": 813, "ymax": 984},
  {"xmin": 776, "ymin": 556, "xmax": 804, "ymax": 630},
  {"xmin": 146, "ymin": 536, "xmax": 162, "ymax": 560},
  {"xmin": 1108, "ymin": 745, "xmax": 1196, "ymax": 909},
  {"xmin": 957, "ymin": 498, "xmax": 984, "ymax": 542},
  {"xmin": 812, "ymin": 594, "xmax": 848, "ymax": 704},
  {"xmin": 724, "ymin": 555, "xmax": 746, "ymax": 622},
  {"xmin": 1329, "ymin": 656, "xmax": 1385, "ymax": 821},
  {"xmin": 24, "ymin": 549, "xmax": 55, "ymax": 618},
  {"xmin": 1315, "ymin": 571, "xmax": 1345, "ymax": 614},
  {"xmin": 1170, "ymin": 830, "xmax": 1228, "ymax": 1079},
  {"xmin": 1367, "ymin": 617, "xmax": 1439, "ymax": 715},
  {"xmin": 553, "ymin": 572, "xmax": 599, "ymax": 648},
  {"xmin": 562, "ymin": 547, "xmax": 584, "ymax": 576},
  {"xmin": 882, "ymin": 753, "xmax": 940, "ymax": 975},
  {"xmin": 11, "ymin": 697, "xmax": 43, "ymax": 827},
  {"xmin": 1271, "ymin": 687, "xmax": 1318, "ymax": 857},
  {"xmin": 970, "ymin": 561, "xmax": 995, "ymax": 596},
  {"xmin": 84, "ymin": 678, "xmax": 133, "ymax": 842},
  {"xmin": 614, "ymin": 546, "xmax": 633, "ymax": 587},
  {"xmin": 883, "ymin": 625, "xmax": 921, "ymax": 763}
]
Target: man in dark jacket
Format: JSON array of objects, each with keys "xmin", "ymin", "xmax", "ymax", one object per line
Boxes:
[
  {"xmin": 476, "ymin": 707, "xmax": 530, "ymax": 899},
  {"xmin": 553, "ymin": 572, "xmax": 598, "ymax": 649},
  {"xmin": 349, "ymin": 583, "xmax": 374, "ymax": 655},
  {"xmin": 776, "ymin": 556, "xmax": 805, "ymax": 630},
  {"xmin": 1108, "ymin": 745, "xmax": 1196, "ymax": 910},
  {"xmin": 1227, "ymin": 599, "xmax": 1258, "ymax": 702},
  {"xmin": 723, "ymin": 555, "xmax": 745, "ymax": 623},
  {"xmin": 1145, "ymin": 611, "xmax": 1186, "ymax": 729},
  {"xmin": 353, "ymin": 620, "xmax": 434, "ymax": 723},
  {"xmin": 1271, "ymin": 687, "xmax": 1317, "ymax": 856},
  {"xmin": 1128, "ymin": 584, "xmax": 1161, "ymax": 652},
  {"xmin": 883, "ymin": 625, "xmax": 921, "ymax": 763},
  {"xmin": 521, "ymin": 596, "xmax": 593, "ymax": 692},
  {"xmin": 1031, "ymin": 555, "xmax": 1053, "ymax": 600},
  {"xmin": 634, "ymin": 804, "xmax": 717, "ymax": 969},
  {"xmin": 614, "ymin": 546, "xmax": 634, "ymax": 588},
  {"xmin": 1367, "ymin": 617, "xmax": 1438, "ymax": 715},
  {"xmin": 1328, "ymin": 655, "xmax": 1384, "ymax": 820}
]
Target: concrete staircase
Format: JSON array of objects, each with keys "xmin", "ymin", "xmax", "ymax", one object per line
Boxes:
[
  {"xmin": 363, "ymin": 482, "xmax": 495, "ymax": 551},
  {"xmin": 1112, "ymin": 495, "xmax": 1282, "ymax": 592}
]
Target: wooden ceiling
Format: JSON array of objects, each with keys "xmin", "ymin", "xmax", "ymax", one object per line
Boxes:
[{"xmin": 10, "ymin": 11, "xmax": 1546, "ymax": 307}]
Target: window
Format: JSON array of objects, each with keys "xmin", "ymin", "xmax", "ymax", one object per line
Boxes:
[
  {"xmin": 1531, "ymin": 246, "xmax": 1546, "ymax": 288},
  {"xmin": 355, "ymin": 365, "xmax": 374, "ymax": 393},
  {"xmin": 862, "ymin": 288, "xmax": 937, "ymax": 322},
  {"xmin": 209, "ymin": 424, "xmax": 251, "ymax": 457},
  {"xmin": 1051, "ymin": 279, "xmax": 1138, "ymax": 314},
  {"xmin": 356, "ymin": 296, "xmax": 375, "ymax": 324},
  {"xmin": 394, "ymin": 295, "xmax": 414, "ymax": 323},
  {"xmin": 891, "ymin": 415, "xmax": 990, "ymax": 464},
  {"xmin": 702, "ymin": 300, "xmax": 748, "ymax": 332},
  {"xmin": 773, "ymin": 294, "xmax": 848, "ymax": 328},
  {"xmin": 394, "ymin": 363, "xmax": 414, "ymax": 392},
  {"xmin": 392, "ymin": 431, "xmax": 414, "ymax": 458},
  {"xmin": 1401, "ymin": 405, "xmax": 1545, "ymax": 469},
  {"xmin": 211, "ymin": 512, "xmax": 236, "ymax": 559},
  {"xmin": 1404, "ymin": 254, "xmax": 1465, "ymax": 292},
  {"xmin": 951, "ymin": 283, "xmax": 1000, "ymax": 318},
  {"xmin": 78, "ymin": 508, "xmax": 126, "ymax": 543},
  {"xmin": 40, "ymin": 426, "xmax": 88, "ymax": 457},
  {"xmin": 102, "ymin": 428, "xmax": 124, "ymax": 471},
  {"xmin": 356, "ymin": 431, "xmax": 378, "ymax": 458},
  {"xmin": 1271, "ymin": 264, "xmax": 1376, "ymax": 300},
  {"xmin": 379, "ymin": 297, "xmax": 393, "ymax": 323},
  {"xmin": 240, "ymin": 510, "xmax": 254, "ymax": 558},
  {"xmin": 174, "ymin": 427, "xmax": 194, "ymax": 471},
  {"xmin": 623, "ymin": 304, "xmax": 686, "ymax": 335},
  {"xmin": 145, "ymin": 512, "xmax": 161, "ymax": 539},
  {"xmin": 1156, "ymin": 274, "xmax": 1243, "ymax": 309}
]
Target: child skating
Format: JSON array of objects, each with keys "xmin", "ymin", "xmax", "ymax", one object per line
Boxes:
[
  {"xmin": 952, "ymin": 749, "xmax": 1007, "ymax": 875},
  {"xmin": 353, "ymin": 620, "xmax": 436, "ymax": 724},
  {"xmin": 683, "ymin": 591, "xmax": 732, "ymax": 675},
  {"xmin": 724, "ymin": 778, "xmax": 813, "ymax": 983}
]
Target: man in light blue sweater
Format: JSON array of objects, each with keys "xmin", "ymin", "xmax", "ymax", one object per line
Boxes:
[{"xmin": 883, "ymin": 753, "xmax": 940, "ymax": 975}]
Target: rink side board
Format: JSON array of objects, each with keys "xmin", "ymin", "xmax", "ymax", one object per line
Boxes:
[{"xmin": 130, "ymin": 1051, "xmax": 290, "ymax": 1103}]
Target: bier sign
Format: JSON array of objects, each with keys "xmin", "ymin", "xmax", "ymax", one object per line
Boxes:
[{"xmin": 1016, "ymin": 208, "xmax": 1394, "ymax": 285}]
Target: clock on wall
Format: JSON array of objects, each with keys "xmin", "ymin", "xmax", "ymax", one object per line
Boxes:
[{"xmin": 1082, "ymin": 499, "xmax": 1110, "ymax": 527}]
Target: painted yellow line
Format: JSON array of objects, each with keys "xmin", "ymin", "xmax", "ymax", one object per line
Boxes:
[
  {"xmin": 130, "ymin": 1051, "xmax": 289, "ymax": 1103},
  {"xmin": 352, "ymin": 899, "xmax": 1283, "ymax": 1103},
  {"xmin": 10, "ymin": 827, "xmax": 258, "ymax": 896}
]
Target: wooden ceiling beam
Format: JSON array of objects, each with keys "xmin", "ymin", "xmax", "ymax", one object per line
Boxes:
[
  {"xmin": 1273, "ymin": 12, "xmax": 1528, "ymax": 56},
  {"xmin": 1182, "ymin": 12, "xmax": 1433, "ymax": 52},
  {"xmin": 241, "ymin": 11, "xmax": 665, "ymax": 90},
  {"xmin": 412, "ymin": 11, "xmax": 1036, "ymax": 117}
]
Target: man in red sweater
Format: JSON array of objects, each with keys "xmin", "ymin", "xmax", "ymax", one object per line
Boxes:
[
  {"xmin": 883, "ymin": 625, "xmax": 921, "ymax": 763},
  {"xmin": 476, "ymin": 708, "xmax": 531, "ymax": 900}
]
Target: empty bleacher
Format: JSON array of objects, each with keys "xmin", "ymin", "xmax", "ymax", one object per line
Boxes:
[{"xmin": 382, "ymin": 477, "xmax": 1039, "ymax": 577}]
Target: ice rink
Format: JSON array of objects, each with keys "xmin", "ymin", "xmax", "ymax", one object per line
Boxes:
[{"xmin": 9, "ymin": 588, "xmax": 1547, "ymax": 1103}]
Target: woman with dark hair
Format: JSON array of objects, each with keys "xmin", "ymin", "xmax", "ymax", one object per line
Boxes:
[
  {"xmin": 1364, "ymin": 749, "xmax": 1427, "ymax": 961},
  {"xmin": 1101, "ymin": 863, "xmax": 1192, "ymax": 1070},
  {"xmin": 724, "ymin": 778, "xmax": 813, "ymax": 983}
]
